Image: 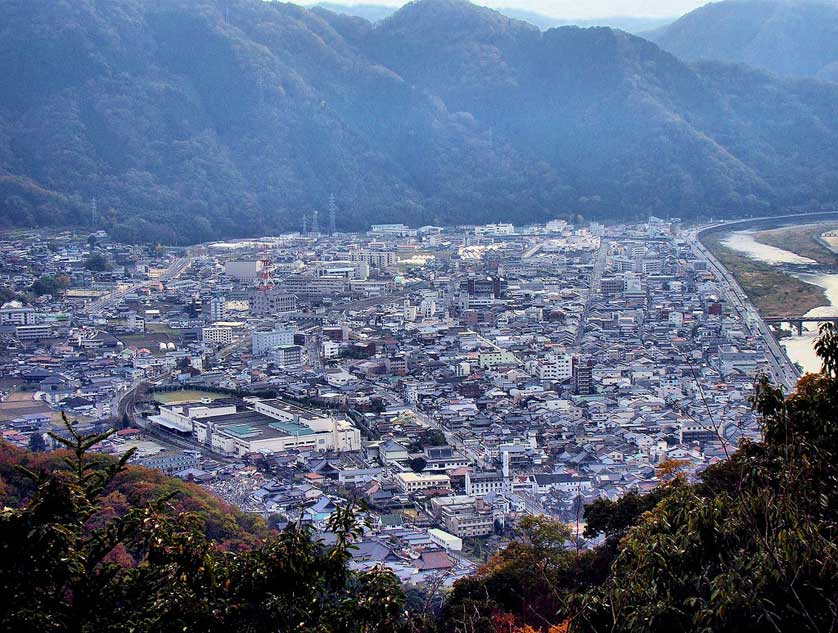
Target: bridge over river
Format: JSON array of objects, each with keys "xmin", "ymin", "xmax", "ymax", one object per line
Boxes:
[{"xmin": 763, "ymin": 316, "xmax": 838, "ymax": 336}]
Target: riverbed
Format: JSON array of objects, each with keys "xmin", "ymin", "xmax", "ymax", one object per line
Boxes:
[{"xmin": 720, "ymin": 229, "xmax": 838, "ymax": 374}]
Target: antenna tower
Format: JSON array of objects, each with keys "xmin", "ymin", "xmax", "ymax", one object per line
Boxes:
[
  {"xmin": 258, "ymin": 243, "xmax": 274, "ymax": 293},
  {"xmin": 328, "ymin": 193, "xmax": 337, "ymax": 235}
]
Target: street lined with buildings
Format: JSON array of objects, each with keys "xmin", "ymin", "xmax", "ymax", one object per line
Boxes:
[{"xmin": 0, "ymin": 216, "xmax": 817, "ymax": 574}]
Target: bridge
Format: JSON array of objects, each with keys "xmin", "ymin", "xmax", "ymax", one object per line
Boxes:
[{"xmin": 763, "ymin": 316, "xmax": 838, "ymax": 336}]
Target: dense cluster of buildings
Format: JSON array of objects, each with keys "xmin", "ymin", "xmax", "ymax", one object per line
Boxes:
[{"xmin": 0, "ymin": 217, "xmax": 781, "ymax": 573}]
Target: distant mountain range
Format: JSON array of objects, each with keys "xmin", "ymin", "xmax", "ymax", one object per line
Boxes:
[
  {"xmin": 2, "ymin": 0, "xmax": 838, "ymax": 243},
  {"xmin": 648, "ymin": 0, "xmax": 838, "ymax": 80},
  {"xmin": 313, "ymin": 2, "xmax": 674, "ymax": 33}
]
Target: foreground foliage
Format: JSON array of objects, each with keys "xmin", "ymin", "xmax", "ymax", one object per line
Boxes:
[
  {"xmin": 0, "ymin": 419, "xmax": 404, "ymax": 632},
  {"xmin": 4, "ymin": 326, "xmax": 838, "ymax": 632},
  {"xmin": 440, "ymin": 325, "xmax": 838, "ymax": 633}
]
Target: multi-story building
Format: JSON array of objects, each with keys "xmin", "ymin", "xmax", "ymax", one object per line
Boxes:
[
  {"xmin": 208, "ymin": 296, "xmax": 226, "ymax": 322},
  {"xmin": 252, "ymin": 329, "xmax": 295, "ymax": 356},
  {"xmin": 573, "ymin": 356, "xmax": 595, "ymax": 395},
  {"xmin": 0, "ymin": 302, "xmax": 37, "ymax": 326},
  {"xmin": 202, "ymin": 326, "xmax": 233, "ymax": 346},
  {"xmin": 249, "ymin": 288, "xmax": 297, "ymax": 315},
  {"xmin": 394, "ymin": 472, "xmax": 451, "ymax": 493},
  {"xmin": 273, "ymin": 345, "xmax": 302, "ymax": 368},
  {"xmin": 465, "ymin": 470, "xmax": 506, "ymax": 497},
  {"xmin": 474, "ymin": 223, "xmax": 515, "ymax": 236},
  {"xmin": 349, "ymin": 250, "xmax": 397, "ymax": 268},
  {"xmin": 15, "ymin": 324, "xmax": 53, "ymax": 340}
]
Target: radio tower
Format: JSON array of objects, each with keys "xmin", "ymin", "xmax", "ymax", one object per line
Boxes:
[
  {"xmin": 302, "ymin": 214, "xmax": 308, "ymax": 235},
  {"xmin": 328, "ymin": 193, "xmax": 337, "ymax": 235},
  {"xmin": 311, "ymin": 208, "xmax": 319, "ymax": 235},
  {"xmin": 258, "ymin": 243, "xmax": 274, "ymax": 293}
]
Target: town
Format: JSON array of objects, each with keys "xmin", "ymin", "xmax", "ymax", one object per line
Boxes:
[{"xmin": 0, "ymin": 216, "xmax": 781, "ymax": 584}]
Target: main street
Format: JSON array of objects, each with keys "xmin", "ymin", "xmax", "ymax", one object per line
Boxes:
[{"xmin": 574, "ymin": 237, "xmax": 609, "ymax": 349}]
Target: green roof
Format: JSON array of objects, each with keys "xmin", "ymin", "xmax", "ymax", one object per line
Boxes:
[
  {"xmin": 268, "ymin": 421, "xmax": 316, "ymax": 436},
  {"xmin": 224, "ymin": 424, "xmax": 261, "ymax": 438}
]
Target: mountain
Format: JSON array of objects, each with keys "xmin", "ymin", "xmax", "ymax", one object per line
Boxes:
[
  {"xmin": 312, "ymin": 2, "xmax": 397, "ymax": 22},
  {"xmin": 496, "ymin": 9, "xmax": 674, "ymax": 33},
  {"xmin": 649, "ymin": 0, "xmax": 838, "ymax": 80},
  {"xmin": 314, "ymin": 2, "xmax": 674, "ymax": 33},
  {"xmin": 2, "ymin": 0, "xmax": 838, "ymax": 243}
]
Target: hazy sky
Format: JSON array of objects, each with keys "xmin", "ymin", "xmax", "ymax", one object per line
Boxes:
[{"xmin": 326, "ymin": 0, "xmax": 710, "ymax": 19}]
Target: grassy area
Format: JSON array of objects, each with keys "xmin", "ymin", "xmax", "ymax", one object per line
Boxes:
[
  {"xmin": 145, "ymin": 323, "xmax": 179, "ymax": 336},
  {"xmin": 703, "ymin": 233, "xmax": 828, "ymax": 317},
  {"xmin": 118, "ymin": 332, "xmax": 174, "ymax": 352},
  {"xmin": 751, "ymin": 222, "xmax": 838, "ymax": 265},
  {"xmin": 152, "ymin": 390, "xmax": 227, "ymax": 404}
]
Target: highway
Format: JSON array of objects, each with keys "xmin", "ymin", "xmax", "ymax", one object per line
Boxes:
[{"xmin": 688, "ymin": 229, "xmax": 800, "ymax": 392}]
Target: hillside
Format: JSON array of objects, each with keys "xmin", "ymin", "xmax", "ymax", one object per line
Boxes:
[
  {"xmin": 649, "ymin": 0, "xmax": 838, "ymax": 80},
  {"xmin": 0, "ymin": 440, "xmax": 264, "ymax": 550},
  {"xmin": 3, "ymin": 0, "xmax": 838, "ymax": 242}
]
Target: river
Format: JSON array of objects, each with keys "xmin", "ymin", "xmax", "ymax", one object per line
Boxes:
[{"xmin": 720, "ymin": 229, "xmax": 838, "ymax": 374}]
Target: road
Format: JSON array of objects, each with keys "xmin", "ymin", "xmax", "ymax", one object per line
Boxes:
[
  {"xmin": 82, "ymin": 255, "xmax": 194, "ymax": 316},
  {"xmin": 688, "ymin": 229, "xmax": 800, "ymax": 392},
  {"xmin": 574, "ymin": 238, "xmax": 609, "ymax": 349}
]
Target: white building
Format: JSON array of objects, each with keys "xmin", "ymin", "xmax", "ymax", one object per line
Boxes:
[
  {"xmin": 273, "ymin": 345, "xmax": 302, "ymax": 368},
  {"xmin": 349, "ymin": 250, "xmax": 397, "ymax": 267},
  {"xmin": 224, "ymin": 260, "xmax": 262, "ymax": 280},
  {"xmin": 474, "ymin": 223, "xmax": 515, "ymax": 236},
  {"xmin": 535, "ymin": 352, "xmax": 573, "ymax": 381},
  {"xmin": 202, "ymin": 326, "xmax": 233, "ymax": 346},
  {"xmin": 252, "ymin": 329, "xmax": 295, "ymax": 356},
  {"xmin": 1, "ymin": 302, "xmax": 37, "ymax": 326},
  {"xmin": 370, "ymin": 223, "xmax": 415, "ymax": 237},
  {"xmin": 394, "ymin": 472, "xmax": 451, "ymax": 493},
  {"xmin": 151, "ymin": 398, "xmax": 361, "ymax": 456}
]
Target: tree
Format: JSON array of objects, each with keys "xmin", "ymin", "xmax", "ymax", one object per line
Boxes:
[
  {"xmin": 83, "ymin": 253, "xmax": 110, "ymax": 272},
  {"xmin": 443, "ymin": 325, "xmax": 838, "ymax": 633},
  {"xmin": 27, "ymin": 433, "xmax": 46, "ymax": 453},
  {"xmin": 0, "ymin": 413, "xmax": 407, "ymax": 632},
  {"xmin": 409, "ymin": 457, "xmax": 427, "ymax": 473},
  {"xmin": 30, "ymin": 274, "xmax": 70, "ymax": 297}
]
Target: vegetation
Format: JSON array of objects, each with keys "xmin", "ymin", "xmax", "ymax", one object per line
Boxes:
[
  {"xmin": 437, "ymin": 326, "xmax": 838, "ymax": 633},
  {"xmin": 752, "ymin": 222, "xmax": 838, "ymax": 265},
  {"xmin": 84, "ymin": 253, "xmax": 111, "ymax": 272},
  {"xmin": 30, "ymin": 274, "xmax": 71, "ymax": 297},
  {"xmin": 4, "ymin": 0, "xmax": 838, "ymax": 242},
  {"xmin": 4, "ymin": 324, "xmax": 838, "ymax": 631},
  {"xmin": 650, "ymin": 0, "xmax": 838, "ymax": 80},
  {"xmin": 702, "ymin": 232, "xmax": 827, "ymax": 317},
  {"xmin": 0, "ymin": 415, "xmax": 405, "ymax": 632}
]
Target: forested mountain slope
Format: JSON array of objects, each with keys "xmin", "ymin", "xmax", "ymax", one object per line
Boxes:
[{"xmin": 2, "ymin": 0, "xmax": 838, "ymax": 242}]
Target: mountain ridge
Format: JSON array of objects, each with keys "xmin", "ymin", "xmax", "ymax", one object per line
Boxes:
[
  {"xmin": 649, "ymin": 0, "xmax": 838, "ymax": 80},
  {"xmin": 2, "ymin": 0, "xmax": 838, "ymax": 242}
]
